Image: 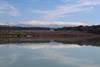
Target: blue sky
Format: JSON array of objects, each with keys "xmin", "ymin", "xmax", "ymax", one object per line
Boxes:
[{"xmin": 0, "ymin": 0, "xmax": 100, "ymax": 26}]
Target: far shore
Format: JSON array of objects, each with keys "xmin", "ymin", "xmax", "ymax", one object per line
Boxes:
[{"xmin": 0, "ymin": 30, "xmax": 99, "ymax": 39}]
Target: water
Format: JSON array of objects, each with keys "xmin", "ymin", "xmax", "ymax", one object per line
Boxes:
[{"xmin": 0, "ymin": 41, "xmax": 100, "ymax": 67}]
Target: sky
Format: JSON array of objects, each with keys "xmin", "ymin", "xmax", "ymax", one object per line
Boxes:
[{"xmin": 0, "ymin": 0, "xmax": 100, "ymax": 27}]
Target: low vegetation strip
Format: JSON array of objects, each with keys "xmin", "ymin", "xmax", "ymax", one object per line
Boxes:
[{"xmin": 0, "ymin": 25, "xmax": 100, "ymax": 38}]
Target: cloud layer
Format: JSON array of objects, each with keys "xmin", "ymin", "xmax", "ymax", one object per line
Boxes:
[
  {"xmin": 12, "ymin": 20, "xmax": 87, "ymax": 27},
  {"xmin": 26, "ymin": 20, "xmax": 86, "ymax": 26},
  {"xmin": 0, "ymin": 1, "xmax": 19, "ymax": 16},
  {"xmin": 0, "ymin": 0, "xmax": 100, "ymax": 26},
  {"xmin": 32, "ymin": 0, "xmax": 100, "ymax": 20}
]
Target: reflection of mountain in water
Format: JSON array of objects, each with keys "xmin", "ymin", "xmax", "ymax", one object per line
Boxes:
[{"xmin": 0, "ymin": 37, "xmax": 100, "ymax": 47}]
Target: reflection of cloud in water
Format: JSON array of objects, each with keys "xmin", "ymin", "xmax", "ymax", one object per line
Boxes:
[
  {"xmin": 19, "ymin": 44, "xmax": 81, "ymax": 49},
  {"xmin": 0, "ymin": 43, "xmax": 82, "ymax": 50},
  {"xmin": 39, "ymin": 49, "xmax": 99, "ymax": 67},
  {"xmin": 0, "ymin": 43, "xmax": 99, "ymax": 67},
  {"xmin": 0, "ymin": 54, "xmax": 19, "ymax": 67}
]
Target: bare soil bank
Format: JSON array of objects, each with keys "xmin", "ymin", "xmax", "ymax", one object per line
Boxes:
[{"xmin": 0, "ymin": 30, "xmax": 99, "ymax": 39}]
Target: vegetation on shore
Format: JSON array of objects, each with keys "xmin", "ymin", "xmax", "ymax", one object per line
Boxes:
[
  {"xmin": 0, "ymin": 25, "xmax": 100, "ymax": 33},
  {"xmin": 0, "ymin": 25, "xmax": 100, "ymax": 38},
  {"xmin": 0, "ymin": 25, "xmax": 100, "ymax": 45}
]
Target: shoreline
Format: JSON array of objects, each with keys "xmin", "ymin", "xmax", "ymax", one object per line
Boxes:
[{"xmin": 0, "ymin": 30, "xmax": 99, "ymax": 38}]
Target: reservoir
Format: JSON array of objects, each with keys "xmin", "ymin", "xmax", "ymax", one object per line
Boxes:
[{"xmin": 0, "ymin": 41, "xmax": 100, "ymax": 67}]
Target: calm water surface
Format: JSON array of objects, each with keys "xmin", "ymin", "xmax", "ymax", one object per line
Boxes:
[{"xmin": 0, "ymin": 42, "xmax": 100, "ymax": 67}]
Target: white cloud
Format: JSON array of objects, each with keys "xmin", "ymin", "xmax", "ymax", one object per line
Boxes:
[
  {"xmin": 80, "ymin": 0, "xmax": 100, "ymax": 6},
  {"xmin": 0, "ymin": 20, "xmax": 87, "ymax": 27},
  {"xmin": 32, "ymin": 0, "xmax": 100, "ymax": 20},
  {"xmin": 18, "ymin": 20, "xmax": 87, "ymax": 27},
  {"xmin": 0, "ymin": 1, "xmax": 20, "ymax": 16}
]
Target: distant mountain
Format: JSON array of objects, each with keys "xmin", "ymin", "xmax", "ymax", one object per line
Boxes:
[
  {"xmin": 0, "ymin": 25, "xmax": 50, "ymax": 30},
  {"xmin": 15, "ymin": 23, "xmax": 78, "ymax": 28},
  {"xmin": 0, "ymin": 21, "xmax": 86, "ymax": 28}
]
